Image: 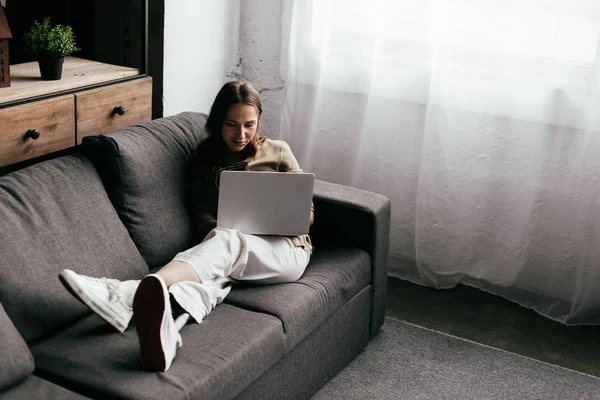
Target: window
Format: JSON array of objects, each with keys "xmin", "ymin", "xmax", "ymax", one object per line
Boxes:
[{"xmin": 284, "ymin": 0, "xmax": 600, "ymax": 128}]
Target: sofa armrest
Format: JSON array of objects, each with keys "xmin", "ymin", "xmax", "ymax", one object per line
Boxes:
[{"xmin": 310, "ymin": 179, "xmax": 391, "ymax": 337}]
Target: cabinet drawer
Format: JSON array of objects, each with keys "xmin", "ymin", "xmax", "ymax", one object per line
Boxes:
[
  {"xmin": 0, "ymin": 95, "xmax": 75, "ymax": 167},
  {"xmin": 75, "ymin": 77, "xmax": 152, "ymax": 143}
]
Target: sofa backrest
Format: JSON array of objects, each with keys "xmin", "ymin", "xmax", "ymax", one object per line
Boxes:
[
  {"xmin": 0, "ymin": 303, "xmax": 34, "ymax": 392},
  {"xmin": 0, "ymin": 155, "xmax": 149, "ymax": 343},
  {"xmin": 81, "ymin": 111, "xmax": 209, "ymax": 269}
]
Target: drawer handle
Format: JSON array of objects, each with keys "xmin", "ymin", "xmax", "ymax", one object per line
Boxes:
[
  {"xmin": 25, "ymin": 129, "xmax": 40, "ymax": 140},
  {"xmin": 113, "ymin": 106, "xmax": 126, "ymax": 116}
]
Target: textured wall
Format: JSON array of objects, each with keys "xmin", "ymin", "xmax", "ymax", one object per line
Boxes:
[{"xmin": 231, "ymin": 0, "xmax": 286, "ymax": 139}]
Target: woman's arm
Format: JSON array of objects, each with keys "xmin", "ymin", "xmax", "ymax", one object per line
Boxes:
[
  {"xmin": 188, "ymin": 163, "xmax": 220, "ymax": 242},
  {"xmin": 189, "ymin": 183, "xmax": 218, "ymax": 241}
]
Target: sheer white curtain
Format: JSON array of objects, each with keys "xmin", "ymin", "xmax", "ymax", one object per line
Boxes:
[{"xmin": 279, "ymin": 0, "xmax": 600, "ymax": 324}]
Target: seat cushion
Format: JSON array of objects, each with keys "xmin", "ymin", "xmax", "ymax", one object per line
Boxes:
[
  {"xmin": 0, "ymin": 155, "xmax": 149, "ymax": 343},
  {"xmin": 224, "ymin": 247, "xmax": 371, "ymax": 350},
  {"xmin": 0, "ymin": 375, "xmax": 90, "ymax": 400},
  {"xmin": 81, "ymin": 112, "xmax": 209, "ymax": 269},
  {"xmin": 0, "ymin": 304, "xmax": 34, "ymax": 392},
  {"xmin": 31, "ymin": 304, "xmax": 285, "ymax": 400}
]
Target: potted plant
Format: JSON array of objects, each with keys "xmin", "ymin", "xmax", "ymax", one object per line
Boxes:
[{"xmin": 23, "ymin": 17, "xmax": 80, "ymax": 80}]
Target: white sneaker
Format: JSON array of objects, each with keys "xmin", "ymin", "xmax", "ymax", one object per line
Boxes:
[
  {"xmin": 59, "ymin": 269, "xmax": 133, "ymax": 332},
  {"xmin": 133, "ymin": 274, "xmax": 183, "ymax": 372}
]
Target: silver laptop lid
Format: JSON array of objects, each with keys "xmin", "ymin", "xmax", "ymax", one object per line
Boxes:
[{"xmin": 217, "ymin": 171, "xmax": 314, "ymax": 235}]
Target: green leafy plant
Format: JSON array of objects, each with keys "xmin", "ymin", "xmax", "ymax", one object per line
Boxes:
[{"xmin": 23, "ymin": 18, "xmax": 80, "ymax": 58}]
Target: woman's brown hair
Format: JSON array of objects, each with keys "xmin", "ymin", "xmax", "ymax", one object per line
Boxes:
[{"xmin": 202, "ymin": 81, "xmax": 263, "ymax": 164}]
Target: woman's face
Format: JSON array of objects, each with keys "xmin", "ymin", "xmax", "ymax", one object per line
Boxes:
[{"xmin": 221, "ymin": 103, "xmax": 259, "ymax": 153}]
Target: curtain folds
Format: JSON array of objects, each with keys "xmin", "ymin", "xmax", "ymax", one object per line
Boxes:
[{"xmin": 280, "ymin": 0, "xmax": 600, "ymax": 324}]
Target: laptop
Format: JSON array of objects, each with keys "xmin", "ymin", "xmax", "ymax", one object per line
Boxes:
[{"xmin": 217, "ymin": 170, "xmax": 315, "ymax": 235}]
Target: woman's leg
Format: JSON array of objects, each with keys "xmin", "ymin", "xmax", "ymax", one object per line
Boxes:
[
  {"xmin": 60, "ymin": 227, "xmax": 309, "ymax": 371},
  {"xmin": 165, "ymin": 227, "xmax": 247, "ymax": 323},
  {"xmin": 168, "ymin": 227, "xmax": 310, "ymax": 325},
  {"xmin": 171, "ymin": 227, "xmax": 310, "ymax": 286},
  {"xmin": 133, "ymin": 227, "xmax": 247, "ymax": 372},
  {"xmin": 228, "ymin": 234, "xmax": 310, "ymax": 285},
  {"xmin": 57, "ymin": 234, "xmax": 218, "ymax": 335},
  {"xmin": 57, "ymin": 261, "xmax": 200, "ymax": 333},
  {"xmin": 156, "ymin": 260, "xmax": 203, "ymax": 287}
]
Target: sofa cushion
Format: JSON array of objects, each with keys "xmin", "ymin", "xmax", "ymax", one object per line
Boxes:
[
  {"xmin": 0, "ymin": 155, "xmax": 149, "ymax": 343},
  {"xmin": 0, "ymin": 375, "xmax": 90, "ymax": 400},
  {"xmin": 0, "ymin": 303, "xmax": 34, "ymax": 392},
  {"xmin": 81, "ymin": 112, "xmax": 209, "ymax": 269},
  {"xmin": 224, "ymin": 247, "xmax": 371, "ymax": 350},
  {"xmin": 237, "ymin": 287, "xmax": 372, "ymax": 400},
  {"xmin": 31, "ymin": 304, "xmax": 285, "ymax": 400}
]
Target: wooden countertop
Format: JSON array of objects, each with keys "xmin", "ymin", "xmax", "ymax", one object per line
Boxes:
[{"xmin": 0, "ymin": 57, "xmax": 140, "ymax": 105}]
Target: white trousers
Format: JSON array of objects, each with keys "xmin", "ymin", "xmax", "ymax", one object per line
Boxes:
[{"xmin": 169, "ymin": 227, "xmax": 310, "ymax": 323}]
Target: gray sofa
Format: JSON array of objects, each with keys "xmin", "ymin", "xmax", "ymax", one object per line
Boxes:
[{"xmin": 0, "ymin": 112, "xmax": 391, "ymax": 400}]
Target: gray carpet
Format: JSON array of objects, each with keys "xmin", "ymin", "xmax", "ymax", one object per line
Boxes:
[{"xmin": 311, "ymin": 317, "xmax": 600, "ymax": 399}]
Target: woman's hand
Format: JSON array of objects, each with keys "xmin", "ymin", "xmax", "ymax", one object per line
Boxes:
[{"xmin": 310, "ymin": 210, "xmax": 314, "ymax": 227}]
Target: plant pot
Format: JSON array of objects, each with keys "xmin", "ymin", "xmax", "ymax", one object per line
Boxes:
[{"xmin": 37, "ymin": 56, "xmax": 64, "ymax": 80}]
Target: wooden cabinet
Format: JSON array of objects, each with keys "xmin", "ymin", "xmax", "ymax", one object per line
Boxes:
[
  {"xmin": 0, "ymin": 95, "xmax": 75, "ymax": 166},
  {"xmin": 75, "ymin": 77, "xmax": 152, "ymax": 143},
  {"xmin": 0, "ymin": 57, "xmax": 152, "ymax": 168}
]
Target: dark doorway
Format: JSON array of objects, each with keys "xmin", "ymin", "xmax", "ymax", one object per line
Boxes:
[{"xmin": 148, "ymin": 0, "xmax": 164, "ymax": 119}]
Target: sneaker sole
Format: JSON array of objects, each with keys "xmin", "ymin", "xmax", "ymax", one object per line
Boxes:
[
  {"xmin": 59, "ymin": 270, "xmax": 128, "ymax": 332},
  {"xmin": 133, "ymin": 275, "xmax": 169, "ymax": 372}
]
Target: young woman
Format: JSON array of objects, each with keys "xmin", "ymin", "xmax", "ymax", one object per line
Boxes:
[{"xmin": 59, "ymin": 81, "xmax": 314, "ymax": 372}]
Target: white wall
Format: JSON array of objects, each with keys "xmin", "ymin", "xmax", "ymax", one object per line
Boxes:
[
  {"xmin": 162, "ymin": 0, "xmax": 285, "ymax": 128},
  {"xmin": 163, "ymin": 0, "xmax": 240, "ymax": 116}
]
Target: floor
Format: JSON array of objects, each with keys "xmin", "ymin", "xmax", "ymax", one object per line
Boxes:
[{"xmin": 385, "ymin": 277, "xmax": 600, "ymax": 377}]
